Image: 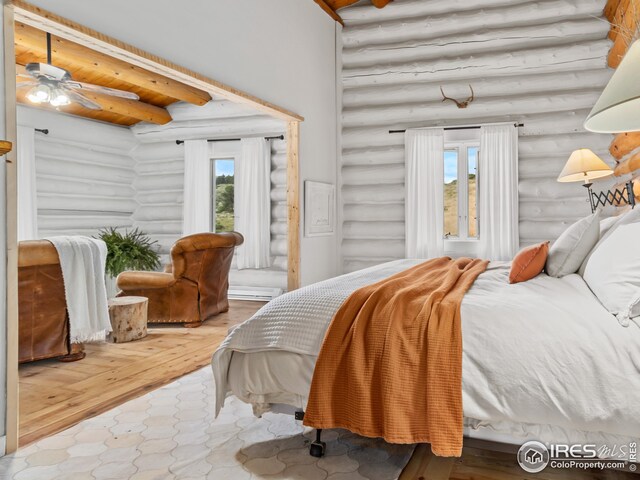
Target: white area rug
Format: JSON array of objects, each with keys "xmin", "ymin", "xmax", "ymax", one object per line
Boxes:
[{"xmin": 0, "ymin": 368, "xmax": 415, "ymax": 479}]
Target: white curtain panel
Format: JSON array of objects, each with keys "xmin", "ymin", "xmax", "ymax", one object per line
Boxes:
[
  {"xmin": 479, "ymin": 124, "xmax": 519, "ymax": 261},
  {"xmin": 17, "ymin": 125, "xmax": 38, "ymax": 241},
  {"xmin": 236, "ymin": 138, "xmax": 272, "ymax": 269},
  {"xmin": 182, "ymin": 139, "xmax": 211, "ymax": 236},
  {"xmin": 404, "ymin": 128, "xmax": 445, "ymax": 258}
]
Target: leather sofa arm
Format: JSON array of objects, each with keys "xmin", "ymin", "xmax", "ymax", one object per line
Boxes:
[
  {"xmin": 18, "ymin": 240, "xmax": 60, "ymax": 267},
  {"xmin": 117, "ymin": 271, "xmax": 176, "ymax": 290}
]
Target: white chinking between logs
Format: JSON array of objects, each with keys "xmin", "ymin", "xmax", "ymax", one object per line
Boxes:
[{"xmin": 338, "ymin": 0, "xmax": 615, "ymax": 273}]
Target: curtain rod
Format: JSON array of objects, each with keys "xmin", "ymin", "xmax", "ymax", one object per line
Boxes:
[
  {"xmin": 389, "ymin": 123, "xmax": 524, "ymax": 134},
  {"xmin": 35, "ymin": 128, "xmax": 49, "ymax": 134},
  {"xmin": 175, "ymin": 135, "xmax": 284, "ymax": 145}
]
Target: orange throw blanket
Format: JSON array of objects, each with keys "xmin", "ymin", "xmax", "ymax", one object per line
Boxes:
[{"xmin": 303, "ymin": 257, "xmax": 488, "ymax": 457}]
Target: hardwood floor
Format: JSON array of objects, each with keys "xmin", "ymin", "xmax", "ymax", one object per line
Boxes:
[
  {"xmin": 401, "ymin": 442, "xmax": 638, "ymax": 479},
  {"xmin": 18, "ymin": 300, "xmax": 264, "ymax": 447},
  {"xmin": 19, "ymin": 299, "xmax": 637, "ymax": 479}
]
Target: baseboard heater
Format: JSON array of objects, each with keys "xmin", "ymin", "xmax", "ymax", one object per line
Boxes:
[{"xmin": 228, "ymin": 287, "xmax": 283, "ymax": 302}]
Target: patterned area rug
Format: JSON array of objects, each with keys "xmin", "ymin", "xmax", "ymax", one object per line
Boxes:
[{"xmin": 0, "ymin": 368, "xmax": 415, "ymax": 479}]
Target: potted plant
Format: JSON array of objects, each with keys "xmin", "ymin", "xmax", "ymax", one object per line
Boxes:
[{"xmin": 97, "ymin": 227, "xmax": 161, "ymax": 297}]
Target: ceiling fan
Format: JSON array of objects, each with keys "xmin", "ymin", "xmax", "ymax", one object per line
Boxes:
[{"xmin": 17, "ymin": 32, "xmax": 140, "ymax": 110}]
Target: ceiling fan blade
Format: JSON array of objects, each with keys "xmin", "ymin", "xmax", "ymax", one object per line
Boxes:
[
  {"xmin": 17, "ymin": 72, "xmax": 35, "ymax": 79},
  {"xmin": 67, "ymin": 90, "xmax": 103, "ymax": 111},
  {"xmin": 68, "ymin": 81, "xmax": 140, "ymax": 100},
  {"xmin": 16, "ymin": 81, "xmax": 38, "ymax": 89}
]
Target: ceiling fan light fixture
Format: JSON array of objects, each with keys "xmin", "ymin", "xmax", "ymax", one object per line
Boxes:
[
  {"xmin": 50, "ymin": 89, "xmax": 71, "ymax": 107},
  {"xmin": 26, "ymin": 84, "xmax": 51, "ymax": 104}
]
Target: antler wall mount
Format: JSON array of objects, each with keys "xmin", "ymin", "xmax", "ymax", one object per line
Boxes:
[{"xmin": 440, "ymin": 85, "xmax": 475, "ymax": 109}]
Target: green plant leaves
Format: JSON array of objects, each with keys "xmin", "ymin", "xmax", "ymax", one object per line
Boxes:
[{"xmin": 96, "ymin": 227, "xmax": 161, "ymax": 278}]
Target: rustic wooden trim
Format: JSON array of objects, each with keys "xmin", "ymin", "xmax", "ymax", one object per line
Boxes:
[
  {"xmin": 3, "ymin": 1, "xmax": 19, "ymax": 454},
  {"xmin": 0, "ymin": 140, "xmax": 11, "ymax": 155},
  {"xmin": 10, "ymin": 0, "xmax": 304, "ymax": 122},
  {"xmin": 314, "ymin": 0, "xmax": 344, "ymax": 25},
  {"xmin": 286, "ymin": 121, "xmax": 301, "ymax": 291},
  {"xmin": 610, "ymin": 131, "xmax": 640, "ymax": 160}
]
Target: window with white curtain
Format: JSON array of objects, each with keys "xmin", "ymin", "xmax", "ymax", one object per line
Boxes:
[
  {"xmin": 442, "ymin": 129, "xmax": 481, "ymax": 257},
  {"xmin": 405, "ymin": 124, "xmax": 518, "ymax": 260}
]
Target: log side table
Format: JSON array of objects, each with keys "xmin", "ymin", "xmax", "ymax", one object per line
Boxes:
[{"xmin": 108, "ymin": 296, "xmax": 149, "ymax": 343}]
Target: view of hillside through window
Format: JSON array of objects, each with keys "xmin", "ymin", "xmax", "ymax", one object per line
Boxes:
[
  {"xmin": 212, "ymin": 159, "xmax": 235, "ymax": 232},
  {"xmin": 444, "ymin": 150, "xmax": 459, "ymax": 237},
  {"xmin": 444, "ymin": 146, "xmax": 478, "ymax": 239},
  {"xmin": 468, "ymin": 147, "xmax": 478, "ymax": 238}
]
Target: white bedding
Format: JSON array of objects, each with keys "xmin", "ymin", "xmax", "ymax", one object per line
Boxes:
[{"xmin": 212, "ymin": 260, "xmax": 640, "ymax": 451}]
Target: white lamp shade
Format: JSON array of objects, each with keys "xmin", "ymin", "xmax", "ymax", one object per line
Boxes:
[
  {"xmin": 584, "ymin": 39, "xmax": 640, "ymax": 133},
  {"xmin": 557, "ymin": 149, "xmax": 613, "ymax": 183}
]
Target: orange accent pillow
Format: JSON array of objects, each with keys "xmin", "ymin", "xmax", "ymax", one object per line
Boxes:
[{"xmin": 509, "ymin": 242, "xmax": 550, "ymax": 284}]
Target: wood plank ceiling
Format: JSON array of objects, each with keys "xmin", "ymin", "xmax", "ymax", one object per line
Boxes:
[
  {"xmin": 314, "ymin": 0, "xmax": 392, "ymax": 25},
  {"xmin": 14, "ymin": 22, "xmax": 212, "ymax": 126}
]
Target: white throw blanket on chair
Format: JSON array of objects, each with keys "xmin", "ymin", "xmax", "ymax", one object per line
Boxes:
[{"xmin": 45, "ymin": 236, "xmax": 112, "ymax": 343}]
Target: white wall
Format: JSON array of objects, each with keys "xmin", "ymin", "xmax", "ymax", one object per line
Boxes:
[
  {"xmin": 17, "ymin": 107, "xmax": 137, "ymax": 238},
  {"xmin": 26, "ymin": 0, "xmax": 340, "ymax": 286},
  {"xmin": 338, "ymin": 0, "xmax": 615, "ymax": 272},
  {"xmin": 131, "ymin": 100, "xmax": 288, "ymax": 290}
]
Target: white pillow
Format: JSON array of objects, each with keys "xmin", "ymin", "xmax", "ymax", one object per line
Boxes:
[
  {"xmin": 600, "ymin": 215, "xmax": 619, "ymax": 237},
  {"xmin": 583, "ymin": 223, "xmax": 640, "ymax": 326},
  {"xmin": 545, "ymin": 211, "xmax": 600, "ymax": 278},
  {"xmin": 579, "ymin": 207, "xmax": 640, "ymax": 275}
]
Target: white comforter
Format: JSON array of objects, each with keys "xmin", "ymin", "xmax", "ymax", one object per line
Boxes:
[{"xmin": 212, "ymin": 260, "xmax": 640, "ymax": 448}]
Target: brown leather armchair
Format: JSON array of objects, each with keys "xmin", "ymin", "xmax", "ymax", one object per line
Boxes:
[
  {"xmin": 116, "ymin": 232, "xmax": 244, "ymax": 327},
  {"xmin": 18, "ymin": 240, "xmax": 85, "ymax": 363}
]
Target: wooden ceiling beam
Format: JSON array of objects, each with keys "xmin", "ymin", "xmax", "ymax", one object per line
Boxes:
[
  {"xmin": 370, "ymin": 0, "xmax": 393, "ymax": 8},
  {"xmin": 330, "ymin": 0, "xmax": 392, "ymax": 10},
  {"xmin": 314, "ymin": 0, "xmax": 344, "ymax": 25},
  {"xmin": 16, "ymin": 87, "xmax": 139, "ymax": 126},
  {"xmin": 72, "ymin": 91, "xmax": 173, "ymax": 125},
  {"xmin": 607, "ymin": 0, "xmax": 639, "ymax": 67},
  {"xmin": 14, "ymin": 22, "xmax": 212, "ymax": 106},
  {"xmin": 605, "ymin": 0, "xmax": 623, "ymax": 21},
  {"xmin": 315, "ymin": 0, "xmax": 393, "ymax": 23},
  {"xmin": 16, "ymin": 64, "xmax": 173, "ymax": 125}
]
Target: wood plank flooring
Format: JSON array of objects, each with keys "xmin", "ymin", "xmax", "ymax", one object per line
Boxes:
[
  {"xmin": 401, "ymin": 442, "xmax": 638, "ymax": 479},
  {"xmin": 19, "ymin": 299, "xmax": 637, "ymax": 479},
  {"xmin": 18, "ymin": 300, "xmax": 264, "ymax": 447}
]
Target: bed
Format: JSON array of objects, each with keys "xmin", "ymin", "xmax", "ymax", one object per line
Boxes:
[{"xmin": 211, "ymin": 259, "xmax": 640, "ymax": 457}]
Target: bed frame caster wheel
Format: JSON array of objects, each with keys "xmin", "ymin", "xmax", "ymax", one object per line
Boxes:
[
  {"xmin": 310, "ymin": 440, "xmax": 326, "ymax": 458},
  {"xmin": 309, "ymin": 429, "xmax": 326, "ymax": 458}
]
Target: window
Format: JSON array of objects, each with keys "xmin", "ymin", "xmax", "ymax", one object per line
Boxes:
[
  {"xmin": 443, "ymin": 143, "xmax": 479, "ymax": 241},
  {"xmin": 211, "ymin": 159, "xmax": 235, "ymax": 232}
]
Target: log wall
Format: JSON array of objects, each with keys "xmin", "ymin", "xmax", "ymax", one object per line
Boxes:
[
  {"xmin": 130, "ymin": 100, "xmax": 288, "ymax": 290},
  {"xmin": 17, "ymin": 106, "xmax": 137, "ymax": 238},
  {"xmin": 338, "ymin": 0, "xmax": 616, "ymax": 272}
]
